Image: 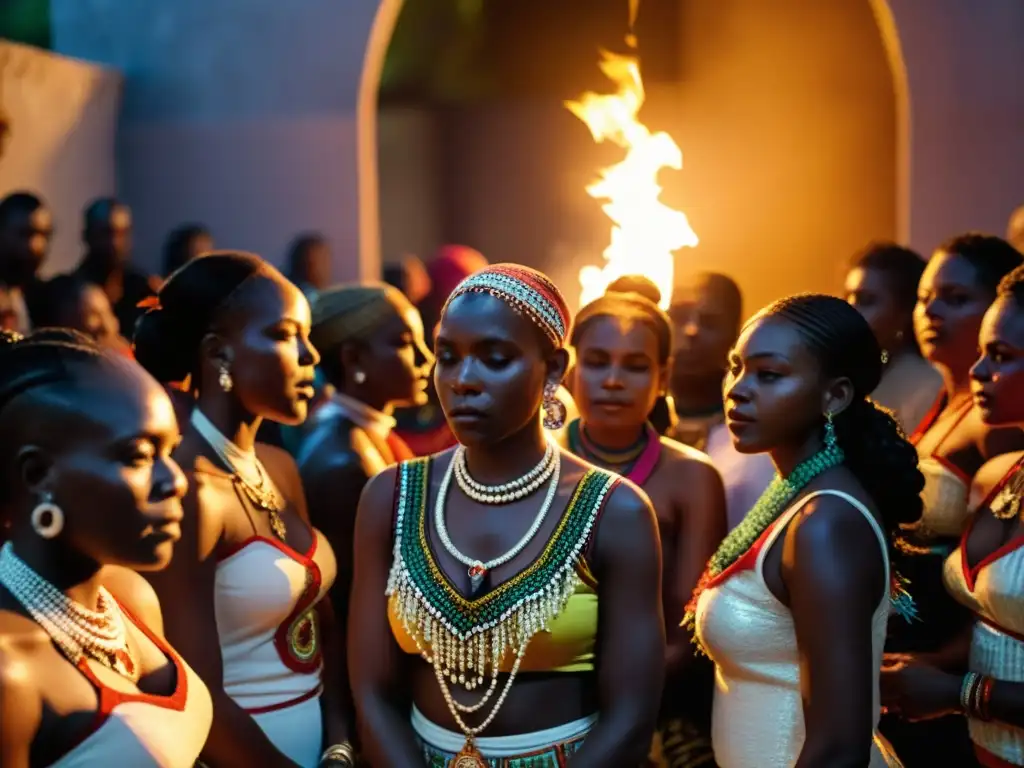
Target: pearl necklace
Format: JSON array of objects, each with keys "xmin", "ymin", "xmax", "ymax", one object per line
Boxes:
[
  {"xmin": 191, "ymin": 408, "xmax": 287, "ymax": 540},
  {"xmin": 0, "ymin": 542, "xmax": 136, "ymax": 677},
  {"xmin": 453, "ymin": 441, "xmax": 556, "ymax": 504},
  {"xmin": 436, "ymin": 448, "xmax": 561, "ymax": 596}
]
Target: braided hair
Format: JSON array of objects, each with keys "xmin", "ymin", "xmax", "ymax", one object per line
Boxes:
[
  {"xmin": 0, "ymin": 329, "xmax": 110, "ymax": 501},
  {"xmin": 762, "ymin": 294, "xmax": 924, "ymax": 543}
]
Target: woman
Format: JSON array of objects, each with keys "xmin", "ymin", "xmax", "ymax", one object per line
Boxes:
[
  {"xmin": 162, "ymin": 224, "xmax": 213, "ymax": 276},
  {"xmin": 884, "ymin": 264, "xmax": 1024, "ymax": 766},
  {"xmin": 296, "ymin": 283, "xmax": 432, "ymax": 624},
  {"xmin": 885, "ymin": 234, "xmax": 1024, "ymax": 765},
  {"xmin": 845, "ymin": 242, "xmax": 943, "ymax": 433},
  {"xmin": 349, "ymin": 264, "xmax": 665, "ymax": 766},
  {"xmin": 133, "ymin": 252, "xmax": 350, "ymax": 768},
  {"xmin": 693, "ymin": 294, "xmax": 922, "ymax": 767},
  {"xmin": 0, "ymin": 329, "xmax": 212, "ymax": 766},
  {"xmin": 568, "ymin": 289, "xmax": 727, "ymax": 766}
]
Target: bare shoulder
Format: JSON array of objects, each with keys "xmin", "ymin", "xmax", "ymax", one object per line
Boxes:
[
  {"xmin": 256, "ymin": 442, "xmax": 303, "ymax": 497},
  {"xmin": 355, "ymin": 463, "xmax": 402, "ymax": 540},
  {"xmin": 659, "ymin": 436, "xmax": 722, "ymax": 482},
  {"xmin": 786, "ymin": 490, "xmax": 885, "ymax": 585},
  {"xmin": 591, "ymin": 476, "xmax": 659, "ymax": 561},
  {"xmin": 971, "ymin": 450, "xmax": 1024, "ymax": 510},
  {"xmin": 101, "ymin": 566, "xmax": 164, "ymax": 636},
  {"xmin": 0, "ymin": 623, "xmax": 46, "ymax": 747}
]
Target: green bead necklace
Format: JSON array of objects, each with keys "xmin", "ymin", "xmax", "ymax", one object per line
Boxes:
[{"xmin": 684, "ymin": 442, "xmax": 845, "ymax": 629}]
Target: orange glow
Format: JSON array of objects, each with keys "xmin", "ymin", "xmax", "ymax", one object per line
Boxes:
[{"xmin": 567, "ymin": 50, "xmax": 698, "ymax": 309}]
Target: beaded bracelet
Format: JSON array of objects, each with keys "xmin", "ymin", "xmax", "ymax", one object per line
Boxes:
[
  {"xmin": 960, "ymin": 672, "xmax": 981, "ymax": 713},
  {"xmin": 960, "ymin": 672, "xmax": 996, "ymax": 721}
]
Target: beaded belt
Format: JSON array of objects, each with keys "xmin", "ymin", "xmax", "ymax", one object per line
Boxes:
[{"xmin": 416, "ymin": 732, "xmax": 586, "ymax": 767}]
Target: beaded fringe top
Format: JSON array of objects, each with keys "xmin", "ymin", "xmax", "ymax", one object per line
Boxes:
[{"xmin": 386, "ymin": 458, "xmax": 615, "ymax": 689}]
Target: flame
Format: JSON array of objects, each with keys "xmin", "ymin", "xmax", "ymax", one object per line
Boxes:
[{"xmin": 566, "ymin": 50, "xmax": 698, "ymax": 310}]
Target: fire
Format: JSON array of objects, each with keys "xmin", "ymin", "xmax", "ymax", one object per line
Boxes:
[{"xmin": 566, "ymin": 50, "xmax": 698, "ymax": 310}]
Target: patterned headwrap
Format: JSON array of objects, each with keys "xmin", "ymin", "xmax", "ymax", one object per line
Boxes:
[
  {"xmin": 310, "ymin": 282, "xmax": 414, "ymax": 353},
  {"xmin": 444, "ymin": 264, "xmax": 571, "ymax": 347}
]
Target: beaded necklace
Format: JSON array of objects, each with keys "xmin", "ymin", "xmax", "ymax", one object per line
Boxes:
[
  {"xmin": 683, "ymin": 443, "xmax": 845, "ymax": 644},
  {"xmin": 386, "ymin": 458, "xmax": 616, "ymax": 766}
]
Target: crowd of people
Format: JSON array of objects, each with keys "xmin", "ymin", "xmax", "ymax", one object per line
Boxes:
[{"xmin": 2, "ymin": 184, "xmax": 1024, "ymax": 768}]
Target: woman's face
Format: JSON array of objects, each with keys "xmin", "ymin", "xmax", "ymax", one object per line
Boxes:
[
  {"xmin": 63, "ymin": 284, "xmax": 121, "ymax": 347},
  {"xmin": 573, "ymin": 315, "xmax": 665, "ymax": 431},
  {"xmin": 845, "ymin": 265, "xmax": 908, "ymax": 353},
  {"xmin": 434, "ymin": 293, "xmax": 560, "ymax": 446},
  {"xmin": 970, "ymin": 296, "xmax": 1024, "ymax": 426},
  {"xmin": 39, "ymin": 362, "xmax": 187, "ymax": 570},
  {"xmin": 915, "ymin": 252, "xmax": 995, "ymax": 373},
  {"xmin": 724, "ymin": 316, "xmax": 832, "ymax": 454},
  {"xmin": 360, "ymin": 302, "xmax": 433, "ymax": 408},
  {"xmin": 221, "ymin": 275, "xmax": 320, "ymax": 425}
]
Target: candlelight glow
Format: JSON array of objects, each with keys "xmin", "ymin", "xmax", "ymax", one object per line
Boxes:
[{"xmin": 566, "ymin": 50, "xmax": 698, "ymax": 309}]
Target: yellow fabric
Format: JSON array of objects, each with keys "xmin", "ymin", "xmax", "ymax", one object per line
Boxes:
[{"xmin": 388, "ymin": 568, "xmax": 598, "ymax": 673}]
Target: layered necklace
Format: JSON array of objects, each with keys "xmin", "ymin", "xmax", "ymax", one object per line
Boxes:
[
  {"xmin": 441, "ymin": 441, "xmax": 560, "ymax": 595},
  {"xmin": 683, "ymin": 442, "xmax": 845, "ymax": 651},
  {"xmin": 0, "ymin": 542, "xmax": 136, "ymax": 677},
  {"xmin": 191, "ymin": 408, "xmax": 287, "ymax": 540},
  {"xmin": 387, "ymin": 450, "xmax": 614, "ymax": 767},
  {"xmin": 567, "ymin": 419, "xmax": 662, "ymax": 486}
]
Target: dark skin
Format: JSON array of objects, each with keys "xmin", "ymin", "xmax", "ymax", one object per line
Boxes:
[
  {"xmin": 913, "ymin": 251, "xmax": 1024, "ymax": 475},
  {"xmin": 0, "ymin": 362, "xmax": 189, "ymax": 767},
  {"xmin": 142, "ymin": 274, "xmax": 353, "ymax": 768},
  {"xmin": 668, "ymin": 274, "xmax": 741, "ymax": 414},
  {"xmin": 845, "ymin": 265, "xmax": 916, "ymax": 359},
  {"xmin": 298, "ymin": 299, "xmax": 433, "ymax": 726},
  {"xmin": 0, "ymin": 203, "xmax": 51, "ymax": 288},
  {"xmin": 349, "ymin": 292, "xmax": 665, "ymax": 766},
  {"xmin": 570, "ymin": 314, "xmax": 726, "ymax": 672},
  {"xmin": 724, "ymin": 317, "xmax": 889, "ymax": 766},
  {"xmin": 883, "ymin": 296, "xmax": 1024, "ymax": 724}
]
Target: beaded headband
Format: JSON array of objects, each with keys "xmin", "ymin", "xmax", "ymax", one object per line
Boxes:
[{"xmin": 444, "ymin": 264, "xmax": 570, "ymax": 346}]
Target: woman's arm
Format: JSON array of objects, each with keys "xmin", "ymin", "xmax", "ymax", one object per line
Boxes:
[
  {"xmin": 568, "ymin": 482, "xmax": 665, "ymax": 767},
  {"xmin": 348, "ymin": 467, "xmax": 424, "ymax": 766},
  {"xmin": 668, "ymin": 459, "xmax": 726, "ymax": 674},
  {"xmin": 144, "ymin": 470, "xmax": 301, "ymax": 768},
  {"xmin": 784, "ymin": 497, "xmax": 886, "ymax": 768}
]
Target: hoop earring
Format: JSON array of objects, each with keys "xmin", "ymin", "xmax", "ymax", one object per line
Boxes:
[
  {"xmin": 542, "ymin": 381, "xmax": 567, "ymax": 431},
  {"xmin": 31, "ymin": 493, "xmax": 64, "ymax": 539},
  {"xmin": 353, "ymin": 369, "xmax": 366, "ymax": 385},
  {"xmin": 218, "ymin": 364, "xmax": 233, "ymax": 393},
  {"xmin": 824, "ymin": 411, "xmax": 837, "ymax": 449}
]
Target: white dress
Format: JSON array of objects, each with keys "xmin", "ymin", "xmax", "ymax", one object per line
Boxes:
[
  {"xmin": 695, "ymin": 490, "xmax": 895, "ymax": 767},
  {"xmin": 215, "ymin": 528, "xmax": 337, "ymax": 767}
]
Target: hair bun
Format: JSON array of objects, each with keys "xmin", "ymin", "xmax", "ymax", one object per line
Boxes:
[{"xmin": 133, "ymin": 305, "xmax": 193, "ymax": 383}]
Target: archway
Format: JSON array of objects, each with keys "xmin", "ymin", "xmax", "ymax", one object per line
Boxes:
[{"xmin": 367, "ymin": 0, "xmax": 905, "ymax": 315}]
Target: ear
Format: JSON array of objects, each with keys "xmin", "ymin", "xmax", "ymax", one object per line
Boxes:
[
  {"xmin": 339, "ymin": 340, "xmax": 366, "ymax": 374},
  {"xmin": 199, "ymin": 331, "xmax": 233, "ymax": 373},
  {"xmin": 15, "ymin": 445, "xmax": 54, "ymax": 497},
  {"xmin": 545, "ymin": 348, "xmax": 571, "ymax": 388},
  {"xmin": 658, "ymin": 356, "xmax": 673, "ymax": 396},
  {"xmin": 821, "ymin": 375, "xmax": 855, "ymax": 418}
]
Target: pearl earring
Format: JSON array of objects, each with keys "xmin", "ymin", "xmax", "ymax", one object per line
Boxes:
[
  {"xmin": 353, "ymin": 370, "xmax": 366, "ymax": 385},
  {"xmin": 218, "ymin": 365, "xmax": 233, "ymax": 393}
]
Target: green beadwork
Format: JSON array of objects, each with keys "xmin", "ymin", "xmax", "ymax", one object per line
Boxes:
[{"xmin": 707, "ymin": 443, "xmax": 845, "ymax": 577}]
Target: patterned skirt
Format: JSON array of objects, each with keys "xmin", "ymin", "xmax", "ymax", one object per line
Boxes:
[{"xmin": 411, "ymin": 707, "xmax": 594, "ymax": 767}]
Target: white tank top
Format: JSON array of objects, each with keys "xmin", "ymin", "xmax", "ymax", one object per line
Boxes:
[
  {"xmin": 51, "ymin": 608, "xmax": 213, "ymax": 768},
  {"xmin": 695, "ymin": 490, "xmax": 894, "ymax": 768},
  {"xmin": 944, "ymin": 514, "xmax": 1024, "ymax": 765}
]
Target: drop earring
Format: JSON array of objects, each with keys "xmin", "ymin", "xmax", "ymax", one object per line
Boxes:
[
  {"xmin": 353, "ymin": 370, "xmax": 366, "ymax": 385},
  {"xmin": 824, "ymin": 411, "xmax": 837, "ymax": 449},
  {"xmin": 881, "ymin": 349, "xmax": 890, "ymax": 365},
  {"xmin": 542, "ymin": 381, "xmax": 567, "ymax": 431},
  {"xmin": 218, "ymin": 364, "xmax": 233, "ymax": 393},
  {"xmin": 30, "ymin": 492, "xmax": 64, "ymax": 539}
]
